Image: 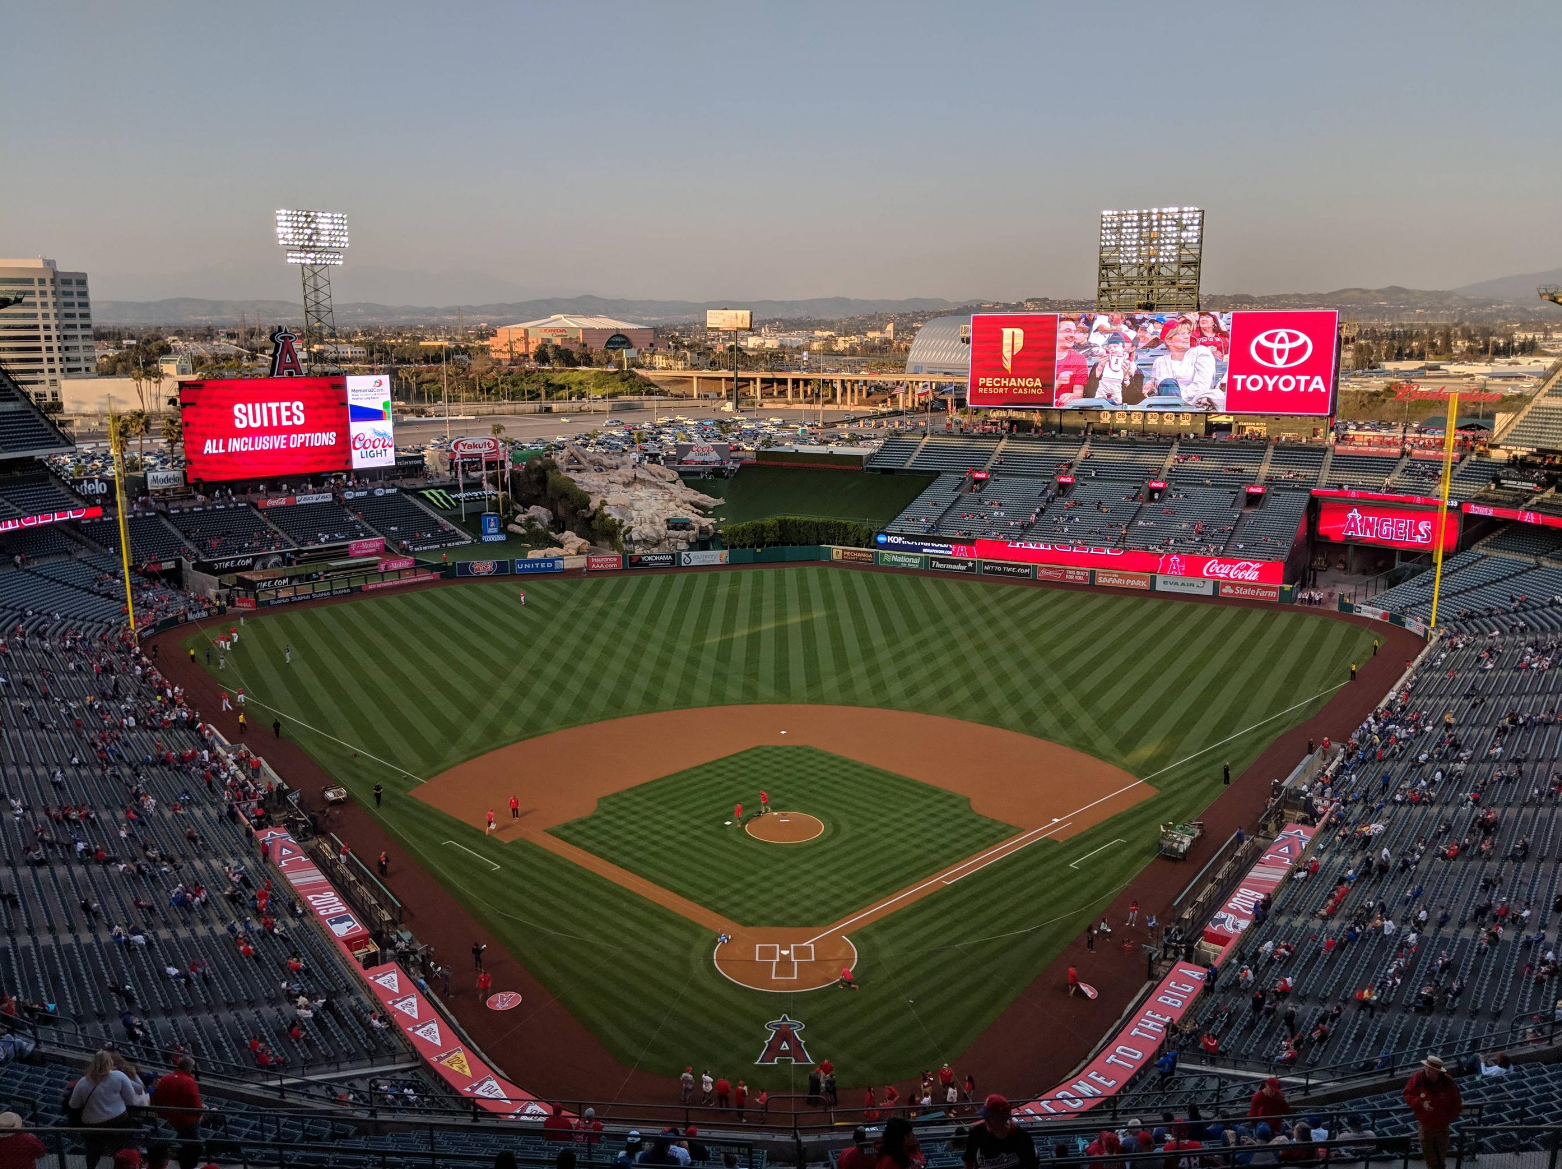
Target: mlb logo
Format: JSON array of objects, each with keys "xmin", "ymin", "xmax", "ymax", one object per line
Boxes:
[{"xmin": 325, "ymin": 912, "xmax": 360, "ymax": 937}]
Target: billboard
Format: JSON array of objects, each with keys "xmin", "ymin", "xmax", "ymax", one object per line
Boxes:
[
  {"xmin": 705, "ymin": 309, "xmax": 752, "ymax": 331},
  {"xmin": 0, "ymin": 505, "xmax": 102, "ymax": 534},
  {"xmin": 180, "ymin": 377, "xmax": 350, "ymax": 481},
  {"xmin": 967, "ymin": 310, "xmax": 1338, "ymax": 415},
  {"xmin": 1317, "ymin": 500, "xmax": 1458, "ymax": 553},
  {"xmin": 346, "ymin": 375, "xmax": 396, "ymax": 470}
]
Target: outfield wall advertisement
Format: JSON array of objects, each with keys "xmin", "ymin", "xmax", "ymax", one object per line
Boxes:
[
  {"xmin": 968, "ymin": 310, "xmax": 1339, "ymax": 415},
  {"xmin": 971, "ymin": 540, "xmax": 1288, "ymax": 585}
]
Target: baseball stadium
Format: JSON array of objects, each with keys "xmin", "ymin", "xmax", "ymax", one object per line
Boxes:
[{"xmin": 6, "ymin": 226, "xmax": 1562, "ymax": 1169}]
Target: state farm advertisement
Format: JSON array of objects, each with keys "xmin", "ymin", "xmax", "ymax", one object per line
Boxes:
[
  {"xmin": 1317, "ymin": 499, "xmax": 1458, "ymax": 552},
  {"xmin": 972, "ymin": 539, "xmax": 1286, "ymax": 584},
  {"xmin": 181, "ymin": 377, "xmax": 350, "ymax": 481},
  {"xmin": 966, "ymin": 310, "xmax": 1338, "ymax": 416}
]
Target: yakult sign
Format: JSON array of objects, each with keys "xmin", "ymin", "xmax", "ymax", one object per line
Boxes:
[{"xmin": 1317, "ymin": 499, "xmax": 1458, "ymax": 552}]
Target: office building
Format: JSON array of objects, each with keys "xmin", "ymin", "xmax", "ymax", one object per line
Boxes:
[{"xmin": 0, "ymin": 257, "xmax": 95, "ymax": 404}]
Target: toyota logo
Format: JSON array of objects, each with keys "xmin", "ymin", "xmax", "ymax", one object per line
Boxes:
[{"xmin": 1250, "ymin": 328, "xmax": 1313, "ymax": 369}]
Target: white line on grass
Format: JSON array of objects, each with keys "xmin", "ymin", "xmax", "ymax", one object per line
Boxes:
[
  {"xmin": 1068, "ymin": 838, "xmax": 1126, "ymax": 869},
  {"xmin": 442, "ymin": 840, "xmax": 501, "ymax": 871},
  {"xmin": 803, "ymin": 679, "xmax": 1348, "ymax": 948}
]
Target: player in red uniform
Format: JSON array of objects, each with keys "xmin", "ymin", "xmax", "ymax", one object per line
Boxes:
[
  {"xmin": 509, "ymin": 795, "xmax": 519, "ymax": 819},
  {"xmin": 733, "ymin": 802, "xmax": 743, "ymax": 824},
  {"xmin": 485, "ymin": 809, "xmax": 496, "ymax": 834},
  {"xmin": 759, "ymin": 790, "xmax": 769, "ymax": 816}
]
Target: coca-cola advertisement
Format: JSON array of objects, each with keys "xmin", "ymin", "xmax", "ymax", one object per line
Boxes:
[
  {"xmin": 1317, "ymin": 499, "xmax": 1458, "ymax": 552},
  {"xmin": 971, "ymin": 539, "xmax": 1286, "ymax": 584}
]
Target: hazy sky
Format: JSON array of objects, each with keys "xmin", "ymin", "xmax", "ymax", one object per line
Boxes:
[{"xmin": 4, "ymin": 0, "xmax": 1559, "ymax": 304}]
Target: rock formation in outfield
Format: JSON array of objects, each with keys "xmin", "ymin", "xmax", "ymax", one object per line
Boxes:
[{"xmin": 566, "ymin": 457, "xmax": 722, "ymax": 552}]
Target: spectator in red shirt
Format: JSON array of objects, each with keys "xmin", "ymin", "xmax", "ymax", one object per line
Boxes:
[
  {"xmin": 839, "ymin": 1118, "xmax": 923, "ymax": 1169},
  {"xmin": 1248, "ymin": 1077, "xmax": 1293, "ymax": 1119},
  {"xmin": 1403, "ymin": 1055, "xmax": 1463, "ymax": 1169},
  {"xmin": 542, "ymin": 1104, "xmax": 573, "ymax": 1141},
  {"xmin": 714, "ymin": 1078, "xmax": 732, "ymax": 1109},
  {"xmin": 575, "ymin": 1108, "xmax": 602, "ymax": 1145},
  {"xmin": 150, "ymin": 1057, "xmax": 204, "ymax": 1168},
  {"xmin": 0, "ymin": 1113, "xmax": 46, "ymax": 1169},
  {"xmin": 477, "ymin": 971, "xmax": 492, "ymax": 995}
]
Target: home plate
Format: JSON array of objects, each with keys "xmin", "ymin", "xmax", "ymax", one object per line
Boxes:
[{"xmin": 781, "ymin": 948, "xmax": 790, "ymax": 955}]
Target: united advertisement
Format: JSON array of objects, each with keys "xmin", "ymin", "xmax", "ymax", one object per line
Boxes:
[
  {"xmin": 180, "ymin": 376, "xmax": 351, "ymax": 481},
  {"xmin": 967, "ymin": 310, "xmax": 1338, "ymax": 416},
  {"xmin": 346, "ymin": 375, "xmax": 397, "ymax": 470}
]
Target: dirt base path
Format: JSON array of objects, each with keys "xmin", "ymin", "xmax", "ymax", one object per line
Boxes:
[{"xmin": 415, "ymin": 704, "xmax": 1149, "ymax": 990}]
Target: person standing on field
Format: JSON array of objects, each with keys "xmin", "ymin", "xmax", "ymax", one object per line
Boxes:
[
  {"xmin": 1403, "ymin": 1055, "xmax": 1462, "ymax": 1169},
  {"xmin": 509, "ymin": 794, "xmax": 519, "ymax": 819}
]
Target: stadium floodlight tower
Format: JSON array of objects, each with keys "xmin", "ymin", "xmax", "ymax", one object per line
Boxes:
[
  {"xmin": 275, "ymin": 208, "xmax": 348, "ymax": 370},
  {"xmin": 1096, "ymin": 207, "xmax": 1204, "ymax": 313}
]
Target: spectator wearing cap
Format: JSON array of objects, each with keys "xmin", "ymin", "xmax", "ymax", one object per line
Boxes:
[
  {"xmin": 838, "ymin": 1118, "xmax": 922, "ymax": 1169},
  {"xmin": 1403, "ymin": 1055, "xmax": 1462, "ymax": 1169},
  {"xmin": 962, "ymin": 1095, "xmax": 1037, "ymax": 1169},
  {"xmin": 543, "ymin": 1104, "xmax": 573, "ymax": 1141},
  {"xmin": 1248, "ymin": 1077, "xmax": 1292, "ymax": 1119},
  {"xmin": 0, "ymin": 1112, "xmax": 46, "ymax": 1169}
]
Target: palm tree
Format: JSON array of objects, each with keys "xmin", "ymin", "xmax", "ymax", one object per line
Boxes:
[
  {"xmin": 124, "ymin": 411, "xmax": 149, "ymax": 471},
  {"xmin": 160, "ymin": 415, "xmax": 183, "ymax": 464}
]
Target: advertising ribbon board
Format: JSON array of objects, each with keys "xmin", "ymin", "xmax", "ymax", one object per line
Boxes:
[
  {"xmin": 377, "ymin": 556, "xmax": 417, "ymax": 572},
  {"xmin": 0, "ymin": 506, "xmax": 103, "ymax": 534},
  {"xmin": 256, "ymin": 829, "xmax": 549, "ymax": 1118},
  {"xmin": 1316, "ymin": 499, "xmax": 1458, "ymax": 553},
  {"xmin": 972, "ymin": 539, "xmax": 1285, "ymax": 585},
  {"xmin": 1016, "ymin": 962, "xmax": 1211, "ymax": 1118},
  {"xmin": 1201, "ymin": 823, "xmax": 1317, "ymax": 951},
  {"xmin": 1219, "ymin": 581, "xmax": 1281, "ymax": 602},
  {"xmin": 876, "ymin": 551, "xmax": 927, "ymax": 570},
  {"xmin": 873, "ymin": 534, "xmax": 978, "ymax": 558},
  {"xmin": 1035, "ymin": 565, "xmax": 1092, "ymax": 584}
]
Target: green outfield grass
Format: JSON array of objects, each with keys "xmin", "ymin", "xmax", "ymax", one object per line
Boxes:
[
  {"xmin": 185, "ymin": 566, "xmax": 1374, "ymax": 1090},
  {"xmin": 701, "ymin": 465, "xmax": 935, "ymax": 527},
  {"xmin": 550, "ymin": 746, "xmax": 1017, "ymax": 926}
]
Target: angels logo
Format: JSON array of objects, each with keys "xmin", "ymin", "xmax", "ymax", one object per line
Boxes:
[
  {"xmin": 267, "ymin": 326, "xmax": 306, "ymax": 378},
  {"xmin": 370, "ymin": 969, "xmax": 401, "ymax": 993},
  {"xmin": 409, "ymin": 1020, "xmax": 443, "ymax": 1045},
  {"xmin": 755, "ymin": 1014, "xmax": 812, "ymax": 1065}
]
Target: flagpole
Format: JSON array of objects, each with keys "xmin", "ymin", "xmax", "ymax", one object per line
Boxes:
[{"xmin": 1427, "ymin": 392, "xmax": 1459, "ymax": 635}]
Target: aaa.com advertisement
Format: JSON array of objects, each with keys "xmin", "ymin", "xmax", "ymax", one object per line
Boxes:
[
  {"xmin": 971, "ymin": 539, "xmax": 1286, "ymax": 584},
  {"xmin": 1317, "ymin": 499, "xmax": 1459, "ymax": 552},
  {"xmin": 967, "ymin": 310, "xmax": 1338, "ymax": 416},
  {"xmin": 181, "ymin": 377, "xmax": 350, "ymax": 480}
]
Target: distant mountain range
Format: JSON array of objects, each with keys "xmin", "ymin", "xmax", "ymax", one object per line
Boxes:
[
  {"xmin": 93, "ymin": 294, "xmax": 961, "ymax": 328},
  {"xmin": 95, "ymin": 280, "xmax": 1562, "ymax": 328}
]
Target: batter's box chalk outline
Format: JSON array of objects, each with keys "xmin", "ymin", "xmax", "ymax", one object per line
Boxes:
[{"xmin": 755, "ymin": 943, "xmax": 780, "ymax": 962}]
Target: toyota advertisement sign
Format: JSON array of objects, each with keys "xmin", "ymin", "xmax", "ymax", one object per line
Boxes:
[
  {"xmin": 346, "ymin": 375, "xmax": 397, "ymax": 469},
  {"xmin": 181, "ymin": 377, "xmax": 352, "ymax": 481},
  {"xmin": 967, "ymin": 310, "xmax": 1338, "ymax": 416}
]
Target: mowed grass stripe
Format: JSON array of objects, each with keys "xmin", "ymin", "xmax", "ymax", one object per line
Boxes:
[{"xmin": 190, "ymin": 566, "xmax": 1377, "ymax": 1086}]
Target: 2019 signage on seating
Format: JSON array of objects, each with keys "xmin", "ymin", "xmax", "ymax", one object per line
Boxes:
[{"xmin": 967, "ymin": 310, "xmax": 1339, "ymax": 415}]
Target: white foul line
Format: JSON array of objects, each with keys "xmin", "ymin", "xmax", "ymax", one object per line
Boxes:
[
  {"xmin": 1068, "ymin": 838, "xmax": 1126, "ymax": 869},
  {"xmin": 800, "ymin": 681, "xmax": 1349, "ymax": 948},
  {"xmin": 442, "ymin": 840, "xmax": 501, "ymax": 871}
]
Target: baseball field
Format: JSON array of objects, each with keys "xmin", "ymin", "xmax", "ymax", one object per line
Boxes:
[{"xmin": 180, "ymin": 565, "xmax": 1376, "ymax": 1092}]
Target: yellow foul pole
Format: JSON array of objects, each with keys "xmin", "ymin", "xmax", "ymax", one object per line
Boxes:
[
  {"xmin": 1427, "ymin": 393, "xmax": 1459, "ymax": 634},
  {"xmin": 107, "ymin": 411, "xmax": 137, "ymax": 633}
]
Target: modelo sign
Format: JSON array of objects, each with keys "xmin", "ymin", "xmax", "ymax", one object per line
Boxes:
[
  {"xmin": 450, "ymin": 436, "xmax": 501, "ymax": 459},
  {"xmin": 1317, "ymin": 500, "xmax": 1458, "ymax": 552},
  {"xmin": 967, "ymin": 310, "xmax": 1338, "ymax": 416},
  {"xmin": 180, "ymin": 376, "xmax": 350, "ymax": 481},
  {"xmin": 972, "ymin": 539, "xmax": 1285, "ymax": 584}
]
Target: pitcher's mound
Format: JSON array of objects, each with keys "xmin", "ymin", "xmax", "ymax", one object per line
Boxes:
[{"xmin": 746, "ymin": 811, "xmax": 824, "ymax": 844}]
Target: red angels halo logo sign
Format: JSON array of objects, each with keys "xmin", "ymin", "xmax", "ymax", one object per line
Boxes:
[
  {"xmin": 755, "ymin": 1014, "xmax": 812, "ymax": 1065},
  {"xmin": 267, "ymin": 326, "xmax": 305, "ymax": 378},
  {"xmin": 1224, "ymin": 311, "xmax": 1338, "ymax": 416},
  {"xmin": 486, "ymin": 992, "xmax": 521, "ymax": 1011}
]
